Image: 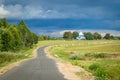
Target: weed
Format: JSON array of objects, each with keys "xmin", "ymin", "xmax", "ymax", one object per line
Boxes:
[
  {"xmin": 85, "ymin": 53, "xmax": 107, "ymax": 58},
  {"xmin": 89, "ymin": 63, "xmax": 100, "ymax": 71},
  {"xmin": 0, "ymin": 53, "xmax": 27, "ymax": 67},
  {"xmin": 94, "ymin": 68, "xmax": 109, "ymax": 80},
  {"xmin": 69, "ymin": 53, "xmax": 85, "ymax": 60}
]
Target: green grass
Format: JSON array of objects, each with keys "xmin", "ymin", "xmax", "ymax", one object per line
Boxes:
[
  {"xmin": 50, "ymin": 40, "xmax": 120, "ymax": 80},
  {"xmin": 0, "ymin": 52, "xmax": 28, "ymax": 67}
]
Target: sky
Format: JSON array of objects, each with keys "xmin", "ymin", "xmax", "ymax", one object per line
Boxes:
[{"xmin": 0, "ymin": 0, "xmax": 120, "ymax": 36}]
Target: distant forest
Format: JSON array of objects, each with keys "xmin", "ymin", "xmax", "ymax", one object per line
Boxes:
[{"xmin": 0, "ymin": 18, "xmax": 38, "ymax": 52}]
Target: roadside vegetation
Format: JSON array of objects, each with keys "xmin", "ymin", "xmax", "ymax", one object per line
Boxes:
[
  {"xmin": 0, "ymin": 18, "xmax": 38, "ymax": 67},
  {"xmin": 50, "ymin": 40, "xmax": 120, "ymax": 80}
]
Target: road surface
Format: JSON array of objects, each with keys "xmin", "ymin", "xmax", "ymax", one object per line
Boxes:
[{"xmin": 0, "ymin": 47, "xmax": 67, "ymax": 80}]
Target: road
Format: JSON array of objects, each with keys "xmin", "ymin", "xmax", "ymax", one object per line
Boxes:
[{"xmin": 0, "ymin": 47, "xmax": 67, "ymax": 80}]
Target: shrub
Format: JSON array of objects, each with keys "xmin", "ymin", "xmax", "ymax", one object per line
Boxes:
[
  {"xmin": 69, "ymin": 53, "xmax": 85, "ymax": 60},
  {"xmin": 0, "ymin": 52, "xmax": 27, "ymax": 66},
  {"xmin": 94, "ymin": 68, "xmax": 109, "ymax": 80},
  {"xmin": 94, "ymin": 53, "xmax": 106, "ymax": 58},
  {"xmin": 107, "ymin": 66, "xmax": 120, "ymax": 80},
  {"xmin": 89, "ymin": 63, "xmax": 100, "ymax": 71},
  {"xmin": 85, "ymin": 53, "xmax": 107, "ymax": 58}
]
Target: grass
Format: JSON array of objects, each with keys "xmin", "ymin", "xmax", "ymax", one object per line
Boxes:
[
  {"xmin": 0, "ymin": 52, "xmax": 28, "ymax": 67},
  {"xmin": 50, "ymin": 40, "xmax": 120, "ymax": 80}
]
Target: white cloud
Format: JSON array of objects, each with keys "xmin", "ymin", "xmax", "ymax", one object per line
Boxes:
[
  {"xmin": 0, "ymin": 4, "xmax": 107, "ymax": 19},
  {"xmin": 0, "ymin": 5, "xmax": 9, "ymax": 17}
]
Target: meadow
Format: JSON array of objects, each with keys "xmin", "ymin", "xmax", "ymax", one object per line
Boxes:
[{"xmin": 50, "ymin": 40, "xmax": 120, "ymax": 80}]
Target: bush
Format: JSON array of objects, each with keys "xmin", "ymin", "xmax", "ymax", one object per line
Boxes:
[
  {"xmin": 89, "ymin": 63, "xmax": 100, "ymax": 71},
  {"xmin": 94, "ymin": 68, "xmax": 109, "ymax": 80},
  {"xmin": 85, "ymin": 53, "xmax": 107, "ymax": 58},
  {"xmin": 0, "ymin": 52, "xmax": 27, "ymax": 66},
  {"xmin": 107, "ymin": 66, "xmax": 120, "ymax": 80},
  {"xmin": 94, "ymin": 53, "xmax": 106, "ymax": 58},
  {"xmin": 69, "ymin": 53, "xmax": 85, "ymax": 60}
]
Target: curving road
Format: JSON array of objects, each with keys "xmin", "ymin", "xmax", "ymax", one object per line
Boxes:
[{"xmin": 0, "ymin": 47, "xmax": 67, "ymax": 80}]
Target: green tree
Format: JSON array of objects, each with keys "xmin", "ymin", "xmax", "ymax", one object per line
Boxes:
[
  {"xmin": 32, "ymin": 33, "xmax": 38, "ymax": 44},
  {"xmin": 63, "ymin": 31, "xmax": 72, "ymax": 40},
  {"xmin": 104, "ymin": 33, "xmax": 111, "ymax": 40},
  {"xmin": 18, "ymin": 20, "xmax": 32, "ymax": 48},
  {"xmin": 0, "ymin": 28, "xmax": 13, "ymax": 51},
  {"xmin": 84, "ymin": 32, "xmax": 94, "ymax": 40},
  {"xmin": 0, "ymin": 18, "xmax": 9, "ymax": 28},
  {"xmin": 110, "ymin": 35, "xmax": 114, "ymax": 39},
  {"xmin": 93, "ymin": 32, "xmax": 102, "ymax": 40},
  {"xmin": 72, "ymin": 31, "xmax": 79, "ymax": 39},
  {"xmin": 9, "ymin": 25, "xmax": 22, "ymax": 51}
]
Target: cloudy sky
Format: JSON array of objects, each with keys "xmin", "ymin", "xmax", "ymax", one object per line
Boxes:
[{"xmin": 0, "ymin": 0, "xmax": 120, "ymax": 36}]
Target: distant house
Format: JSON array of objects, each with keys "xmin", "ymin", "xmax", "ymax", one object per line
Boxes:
[{"xmin": 76, "ymin": 32, "xmax": 85, "ymax": 40}]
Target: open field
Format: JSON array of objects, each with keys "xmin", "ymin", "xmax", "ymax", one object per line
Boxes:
[{"xmin": 49, "ymin": 40, "xmax": 120, "ymax": 80}]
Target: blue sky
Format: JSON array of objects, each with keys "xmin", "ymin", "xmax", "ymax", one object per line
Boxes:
[{"xmin": 0, "ymin": 0, "xmax": 120, "ymax": 36}]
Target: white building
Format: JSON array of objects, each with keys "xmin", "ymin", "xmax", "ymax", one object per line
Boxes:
[{"xmin": 76, "ymin": 32, "xmax": 85, "ymax": 40}]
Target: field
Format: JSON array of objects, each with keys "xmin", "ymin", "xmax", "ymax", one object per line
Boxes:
[
  {"xmin": 0, "ymin": 40, "xmax": 120, "ymax": 80},
  {"xmin": 50, "ymin": 40, "xmax": 120, "ymax": 80}
]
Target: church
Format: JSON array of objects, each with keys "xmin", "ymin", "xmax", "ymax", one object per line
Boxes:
[{"xmin": 76, "ymin": 32, "xmax": 85, "ymax": 40}]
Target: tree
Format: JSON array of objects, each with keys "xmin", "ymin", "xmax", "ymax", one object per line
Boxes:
[
  {"xmin": 9, "ymin": 25, "xmax": 22, "ymax": 51},
  {"xmin": 32, "ymin": 33, "xmax": 38, "ymax": 44},
  {"xmin": 0, "ymin": 28, "xmax": 13, "ymax": 51},
  {"xmin": 93, "ymin": 32, "xmax": 102, "ymax": 40},
  {"xmin": 0, "ymin": 18, "xmax": 38, "ymax": 52},
  {"xmin": 72, "ymin": 31, "xmax": 79, "ymax": 39},
  {"xmin": 104, "ymin": 33, "xmax": 111, "ymax": 40},
  {"xmin": 110, "ymin": 35, "xmax": 114, "ymax": 39},
  {"xmin": 18, "ymin": 20, "xmax": 32, "ymax": 48},
  {"xmin": 84, "ymin": 32, "xmax": 94, "ymax": 40},
  {"xmin": 63, "ymin": 31, "xmax": 72, "ymax": 40},
  {"xmin": 0, "ymin": 18, "xmax": 9, "ymax": 28}
]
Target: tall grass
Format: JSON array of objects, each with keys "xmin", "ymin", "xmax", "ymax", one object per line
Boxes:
[{"xmin": 0, "ymin": 52, "xmax": 27, "ymax": 67}]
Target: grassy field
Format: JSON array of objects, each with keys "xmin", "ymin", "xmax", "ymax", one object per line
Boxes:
[
  {"xmin": 0, "ymin": 40, "xmax": 120, "ymax": 80},
  {"xmin": 50, "ymin": 40, "xmax": 120, "ymax": 80}
]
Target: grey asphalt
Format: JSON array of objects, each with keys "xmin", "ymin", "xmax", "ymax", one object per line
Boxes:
[{"xmin": 0, "ymin": 47, "xmax": 67, "ymax": 80}]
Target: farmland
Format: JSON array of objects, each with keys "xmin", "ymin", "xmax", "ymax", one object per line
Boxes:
[{"xmin": 50, "ymin": 40, "xmax": 120, "ymax": 80}]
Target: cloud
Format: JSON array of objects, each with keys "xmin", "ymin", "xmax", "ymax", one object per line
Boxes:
[
  {"xmin": 0, "ymin": 0, "xmax": 119, "ymax": 19},
  {"xmin": 0, "ymin": 5, "xmax": 9, "ymax": 18},
  {"xmin": 0, "ymin": 4, "xmax": 105, "ymax": 19},
  {"xmin": 2, "ymin": 4, "xmax": 71, "ymax": 19}
]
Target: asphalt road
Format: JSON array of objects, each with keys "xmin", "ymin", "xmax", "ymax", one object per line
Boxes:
[{"xmin": 0, "ymin": 47, "xmax": 67, "ymax": 80}]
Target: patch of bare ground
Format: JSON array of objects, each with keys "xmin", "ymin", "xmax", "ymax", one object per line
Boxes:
[{"xmin": 44, "ymin": 46, "xmax": 94, "ymax": 80}]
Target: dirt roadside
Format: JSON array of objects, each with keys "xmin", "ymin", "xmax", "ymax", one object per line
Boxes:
[{"xmin": 44, "ymin": 46, "xmax": 94, "ymax": 80}]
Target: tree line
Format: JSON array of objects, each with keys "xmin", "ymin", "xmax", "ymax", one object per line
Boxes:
[
  {"xmin": 63, "ymin": 31, "xmax": 118, "ymax": 40},
  {"xmin": 0, "ymin": 18, "xmax": 38, "ymax": 52}
]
